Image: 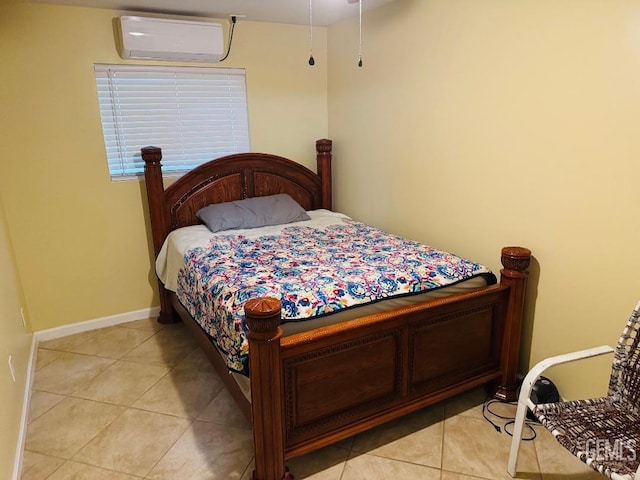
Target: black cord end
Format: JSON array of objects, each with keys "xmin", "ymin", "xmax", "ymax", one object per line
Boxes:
[
  {"xmin": 308, "ymin": 55, "xmax": 315, "ymax": 66},
  {"xmin": 231, "ymin": 15, "xmax": 237, "ymax": 24},
  {"xmin": 358, "ymin": 58, "xmax": 363, "ymax": 67}
]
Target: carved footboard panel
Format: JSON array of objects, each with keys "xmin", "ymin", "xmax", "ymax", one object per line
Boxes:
[{"xmin": 255, "ymin": 285, "xmax": 509, "ymax": 460}]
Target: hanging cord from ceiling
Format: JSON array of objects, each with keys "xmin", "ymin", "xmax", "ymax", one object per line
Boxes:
[
  {"xmin": 357, "ymin": 0, "xmax": 363, "ymax": 67},
  {"xmin": 219, "ymin": 15, "xmax": 237, "ymax": 62},
  {"xmin": 307, "ymin": 0, "xmax": 363, "ymax": 67},
  {"xmin": 308, "ymin": 0, "xmax": 315, "ymax": 65}
]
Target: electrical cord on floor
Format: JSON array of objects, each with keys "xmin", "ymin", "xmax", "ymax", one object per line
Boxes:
[{"xmin": 482, "ymin": 397, "xmax": 538, "ymax": 441}]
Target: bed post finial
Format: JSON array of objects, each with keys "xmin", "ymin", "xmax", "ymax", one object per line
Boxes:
[
  {"xmin": 141, "ymin": 145, "xmax": 161, "ymax": 165},
  {"xmin": 501, "ymin": 247, "xmax": 531, "ymax": 273},
  {"xmin": 316, "ymin": 139, "xmax": 332, "ymax": 210},
  {"xmin": 141, "ymin": 146, "xmax": 175, "ymax": 324},
  {"xmin": 245, "ymin": 297, "xmax": 289, "ymax": 480},
  {"xmin": 494, "ymin": 246, "xmax": 531, "ymax": 402}
]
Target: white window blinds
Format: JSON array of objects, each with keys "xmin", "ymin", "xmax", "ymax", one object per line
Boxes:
[{"xmin": 93, "ymin": 64, "xmax": 250, "ymax": 179}]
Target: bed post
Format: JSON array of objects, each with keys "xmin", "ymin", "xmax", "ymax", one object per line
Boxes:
[
  {"xmin": 141, "ymin": 146, "xmax": 175, "ymax": 324},
  {"xmin": 494, "ymin": 246, "xmax": 531, "ymax": 402},
  {"xmin": 316, "ymin": 139, "xmax": 332, "ymax": 210},
  {"xmin": 245, "ymin": 298, "xmax": 291, "ymax": 480}
]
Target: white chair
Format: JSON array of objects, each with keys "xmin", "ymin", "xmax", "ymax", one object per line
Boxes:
[{"xmin": 508, "ymin": 301, "xmax": 640, "ymax": 479}]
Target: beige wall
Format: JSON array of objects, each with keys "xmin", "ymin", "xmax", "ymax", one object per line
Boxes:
[
  {"xmin": 0, "ymin": 2, "xmax": 328, "ymax": 331},
  {"xmin": 0, "ymin": 194, "xmax": 32, "ymax": 478},
  {"xmin": 328, "ymin": 0, "xmax": 640, "ymax": 398}
]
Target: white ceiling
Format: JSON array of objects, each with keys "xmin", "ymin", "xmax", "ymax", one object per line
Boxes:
[{"xmin": 29, "ymin": 0, "xmax": 395, "ymax": 26}]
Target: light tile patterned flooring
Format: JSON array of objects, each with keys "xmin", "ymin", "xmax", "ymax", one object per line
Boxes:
[{"xmin": 21, "ymin": 318, "xmax": 603, "ymax": 480}]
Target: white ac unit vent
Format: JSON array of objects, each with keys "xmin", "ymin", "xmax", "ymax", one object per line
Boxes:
[{"xmin": 118, "ymin": 16, "xmax": 224, "ymax": 62}]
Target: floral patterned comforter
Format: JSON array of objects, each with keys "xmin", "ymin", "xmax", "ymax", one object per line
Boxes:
[{"xmin": 177, "ymin": 219, "xmax": 495, "ymax": 375}]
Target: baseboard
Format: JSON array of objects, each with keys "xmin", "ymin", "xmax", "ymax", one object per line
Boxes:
[
  {"xmin": 12, "ymin": 306, "xmax": 160, "ymax": 479},
  {"xmin": 33, "ymin": 306, "xmax": 161, "ymax": 342},
  {"xmin": 12, "ymin": 334, "xmax": 37, "ymax": 480}
]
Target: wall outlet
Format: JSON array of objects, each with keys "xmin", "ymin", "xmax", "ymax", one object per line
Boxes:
[
  {"xmin": 8, "ymin": 355, "xmax": 16, "ymax": 382},
  {"xmin": 20, "ymin": 307, "xmax": 26, "ymax": 329}
]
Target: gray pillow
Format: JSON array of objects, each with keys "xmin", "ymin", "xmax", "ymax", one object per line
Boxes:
[{"xmin": 196, "ymin": 194, "xmax": 311, "ymax": 233}]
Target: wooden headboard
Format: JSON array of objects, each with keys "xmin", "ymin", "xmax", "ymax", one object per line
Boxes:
[{"xmin": 141, "ymin": 138, "xmax": 332, "ymax": 258}]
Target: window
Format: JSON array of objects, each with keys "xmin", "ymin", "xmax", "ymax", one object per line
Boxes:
[{"xmin": 93, "ymin": 64, "xmax": 250, "ymax": 180}]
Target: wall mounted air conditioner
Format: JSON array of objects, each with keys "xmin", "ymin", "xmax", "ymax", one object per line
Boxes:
[{"xmin": 118, "ymin": 16, "xmax": 224, "ymax": 62}]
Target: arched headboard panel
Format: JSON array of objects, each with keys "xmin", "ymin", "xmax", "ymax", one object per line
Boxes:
[{"xmin": 142, "ymin": 139, "xmax": 332, "ymax": 258}]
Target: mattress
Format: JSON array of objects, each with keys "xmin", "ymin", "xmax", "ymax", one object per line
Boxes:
[{"xmin": 156, "ymin": 210, "xmax": 496, "ymax": 380}]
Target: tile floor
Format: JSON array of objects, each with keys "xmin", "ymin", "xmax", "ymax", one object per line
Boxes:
[{"xmin": 20, "ymin": 318, "xmax": 603, "ymax": 480}]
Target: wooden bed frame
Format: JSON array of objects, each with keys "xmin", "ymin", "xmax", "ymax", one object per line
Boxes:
[{"xmin": 141, "ymin": 139, "xmax": 531, "ymax": 480}]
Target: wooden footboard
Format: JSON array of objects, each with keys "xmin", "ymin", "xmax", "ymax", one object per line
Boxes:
[{"xmin": 245, "ymin": 247, "xmax": 530, "ymax": 480}]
